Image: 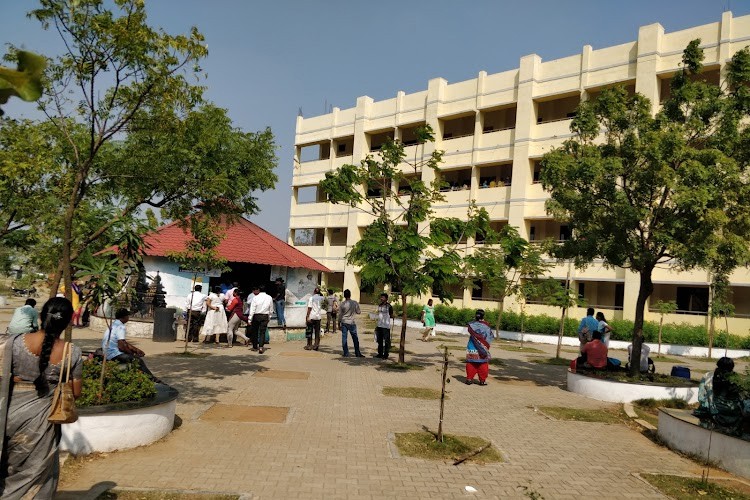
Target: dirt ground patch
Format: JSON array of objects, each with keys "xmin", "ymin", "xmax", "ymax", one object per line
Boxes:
[
  {"xmin": 200, "ymin": 404, "xmax": 289, "ymax": 423},
  {"xmin": 278, "ymin": 351, "xmax": 323, "ymax": 358}
]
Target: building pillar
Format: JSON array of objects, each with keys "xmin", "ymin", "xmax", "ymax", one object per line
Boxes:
[
  {"xmin": 508, "ymin": 53, "xmax": 541, "ymax": 239},
  {"xmin": 635, "ymin": 22, "xmax": 665, "ymax": 113}
]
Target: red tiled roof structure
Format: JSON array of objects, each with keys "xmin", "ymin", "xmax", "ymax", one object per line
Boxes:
[{"xmin": 142, "ymin": 217, "xmax": 329, "ymax": 272}]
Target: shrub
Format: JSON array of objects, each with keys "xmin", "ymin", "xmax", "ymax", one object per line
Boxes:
[
  {"xmin": 395, "ymin": 302, "xmax": 750, "ymax": 348},
  {"xmin": 78, "ymin": 359, "xmax": 157, "ymax": 407}
]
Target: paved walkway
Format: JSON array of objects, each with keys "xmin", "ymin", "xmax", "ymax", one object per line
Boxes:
[{"xmin": 0, "ymin": 298, "xmax": 739, "ymax": 499}]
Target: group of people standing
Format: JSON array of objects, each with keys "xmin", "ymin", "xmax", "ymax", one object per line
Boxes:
[{"xmin": 184, "ymin": 278, "xmax": 286, "ymax": 354}]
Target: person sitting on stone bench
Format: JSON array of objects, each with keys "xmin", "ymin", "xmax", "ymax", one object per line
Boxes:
[
  {"xmin": 694, "ymin": 357, "xmax": 746, "ymax": 436},
  {"xmin": 102, "ymin": 308, "xmax": 160, "ymax": 382},
  {"xmin": 577, "ymin": 330, "xmax": 609, "ymax": 370}
]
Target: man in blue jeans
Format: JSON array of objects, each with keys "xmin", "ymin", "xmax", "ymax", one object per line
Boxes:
[
  {"xmin": 273, "ymin": 277, "xmax": 286, "ymax": 328},
  {"xmin": 339, "ymin": 289, "xmax": 363, "ymax": 357}
]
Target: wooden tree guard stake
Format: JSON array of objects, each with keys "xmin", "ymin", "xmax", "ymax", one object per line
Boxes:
[{"xmin": 437, "ymin": 346, "xmax": 449, "ymax": 443}]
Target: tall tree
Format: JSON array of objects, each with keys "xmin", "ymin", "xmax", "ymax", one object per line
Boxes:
[
  {"xmin": 320, "ymin": 125, "xmax": 489, "ymax": 363},
  {"xmin": 9, "ymin": 1, "xmax": 277, "ymax": 322},
  {"xmin": 541, "ymin": 40, "xmax": 750, "ymax": 374}
]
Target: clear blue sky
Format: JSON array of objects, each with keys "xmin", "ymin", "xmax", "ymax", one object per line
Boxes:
[{"xmin": 3, "ymin": 0, "xmax": 748, "ymax": 239}]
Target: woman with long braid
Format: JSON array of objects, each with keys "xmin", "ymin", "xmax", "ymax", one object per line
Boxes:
[{"xmin": 0, "ymin": 297, "xmax": 82, "ymax": 498}]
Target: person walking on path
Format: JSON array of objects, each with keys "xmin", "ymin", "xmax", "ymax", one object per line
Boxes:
[
  {"xmin": 0, "ymin": 297, "xmax": 83, "ymax": 499},
  {"xmin": 338, "ymin": 289, "xmax": 362, "ymax": 357},
  {"xmin": 324, "ymin": 289, "xmax": 339, "ymax": 334},
  {"xmin": 465, "ymin": 309, "xmax": 493, "ymax": 385},
  {"xmin": 7, "ymin": 298, "xmax": 39, "ymax": 335},
  {"xmin": 248, "ymin": 285, "xmax": 273, "ymax": 353},
  {"xmin": 184, "ymin": 284, "xmax": 207, "ymax": 342},
  {"xmin": 273, "ymin": 277, "xmax": 286, "ymax": 328},
  {"xmin": 577, "ymin": 307, "xmax": 598, "ymax": 352},
  {"xmin": 420, "ymin": 299, "xmax": 436, "ymax": 341},
  {"xmin": 200, "ymin": 286, "xmax": 228, "ymax": 346},
  {"xmin": 305, "ymin": 287, "xmax": 324, "ymax": 350},
  {"xmin": 226, "ymin": 290, "xmax": 250, "ymax": 347},
  {"xmin": 375, "ymin": 293, "xmax": 394, "ymax": 359}
]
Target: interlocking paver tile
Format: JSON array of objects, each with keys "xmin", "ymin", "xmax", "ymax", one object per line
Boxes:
[{"xmin": 54, "ymin": 322, "xmax": 744, "ymax": 499}]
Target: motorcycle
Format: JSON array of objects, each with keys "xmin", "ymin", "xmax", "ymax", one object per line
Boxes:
[{"xmin": 12, "ymin": 287, "xmax": 37, "ymax": 298}]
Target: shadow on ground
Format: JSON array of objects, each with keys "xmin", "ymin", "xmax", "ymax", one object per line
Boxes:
[{"xmin": 487, "ymin": 357, "xmax": 569, "ymax": 388}]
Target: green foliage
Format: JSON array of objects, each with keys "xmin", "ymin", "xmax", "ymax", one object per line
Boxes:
[
  {"xmin": 78, "ymin": 359, "xmax": 156, "ymax": 407},
  {"xmin": 396, "ymin": 301, "xmax": 750, "ymax": 349},
  {"xmin": 2, "ymin": 0, "xmax": 277, "ymax": 299},
  {"xmin": 540, "ymin": 40, "xmax": 750, "ymax": 373},
  {"xmin": 0, "ymin": 50, "xmax": 46, "ymax": 116},
  {"xmin": 320, "ymin": 124, "xmax": 489, "ymax": 362}
]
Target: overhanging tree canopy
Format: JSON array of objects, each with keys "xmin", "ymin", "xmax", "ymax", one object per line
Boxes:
[{"xmin": 540, "ymin": 40, "xmax": 750, "ymax": 374}]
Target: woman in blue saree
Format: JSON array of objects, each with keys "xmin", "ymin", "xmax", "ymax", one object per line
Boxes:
[{"xmin": 0, "ymin": 297, "xmax": 83, "ymax": 499}]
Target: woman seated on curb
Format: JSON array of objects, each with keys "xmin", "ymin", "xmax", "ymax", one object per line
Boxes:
[{"xmin": 694, "ymin": 357, "xmax": 747, "ymax": 436}]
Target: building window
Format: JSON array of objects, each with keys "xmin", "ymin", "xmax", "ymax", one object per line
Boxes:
[
  {"xmin": 399, "ymin": 122, "xmax": 426, "ymax": 146},
  {"xmin": 532, "ymin": 161, "xmax": 542, "ymax": 184},
  {"xmin": 440, "ymin": 167, "xmax": 472, "ymax": 192},
  {"xmin": 481, "ymin": 106, "xmax": 517, "ymax": 132},
  {"xmin": 368, "ymin": 130, "xmax": 394, "ymax": 152},
  {"xmin": 478, "ymin": 163, "xmax": 512, "ymax": 188},
  {"xmin": 329, "ymin": 227, "xmax": 348, "ymax": 246},
  {"xmin": 676, "ymin": 286, "xmax": 709, "ymax": 314},
  {"xmin": 440, "ymin": 114, "xmax": 475, "ymax": 140},
  {"xmin": 536, "ymin": 94, "xmax": 580, "ymax": 124},
  {"xmin": 334, "ymin": 136, "xmax": 354, "ymax": 157},
  {"xmin": 298, "ymin": 141, "xmax": 330, "ymax": 162},
  {"xmin": 293, "ymin": 228, "xmax": 324, "ymax": 246}
]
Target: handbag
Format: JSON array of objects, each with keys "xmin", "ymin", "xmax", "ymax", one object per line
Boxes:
[{"xmin": 48, "ymin": 341, "xmax": 78, "ymax": 424}]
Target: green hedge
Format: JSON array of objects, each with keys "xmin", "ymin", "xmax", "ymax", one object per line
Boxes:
[{"xmin": 393, "ymin": 303, "xmax": 750, "ymax": 349}]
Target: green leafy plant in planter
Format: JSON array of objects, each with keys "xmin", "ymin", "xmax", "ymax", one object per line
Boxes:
[{"xmin": 78, "ymin": 359, "xmax": 156, "ymax": 408}]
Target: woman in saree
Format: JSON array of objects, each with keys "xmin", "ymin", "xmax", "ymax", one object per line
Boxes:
[
  {"xmin": 465, "ymin": 309, "xmax": 493, "ymax": 386},
  {"xmin": 0, "ymin": 297, "xmax": 83, "ymax": 499},
  {"xmin": 694, "ymin": 357, "xmax": 746, "ymax": 436}
]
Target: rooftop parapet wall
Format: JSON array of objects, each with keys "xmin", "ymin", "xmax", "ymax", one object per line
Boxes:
[{"xmin": 296, "ymin": 13, "xmax": 750, "ymax": 140}]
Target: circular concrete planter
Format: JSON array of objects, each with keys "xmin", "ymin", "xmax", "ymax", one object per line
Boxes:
[
  {"xmin": 566, "ymin": 370, "xmax": 699, "ymax": 403},
  {"xmin": 658, "ymin": 408, "xmax": 750, "ymax": 479},
  {"xmin": 60, "ymin": 384, "xmax": 178, "ymax": 455}
]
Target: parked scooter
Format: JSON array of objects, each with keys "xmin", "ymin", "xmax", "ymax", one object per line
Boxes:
[{"xmin": 12, "ymin": 286, "xmax": 37, "ymax": 298}]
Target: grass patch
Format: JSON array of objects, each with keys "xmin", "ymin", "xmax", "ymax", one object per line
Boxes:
[
  {"xmin": 431, "ymin": 338, "xmax": 460, "ymax": 343},
  {"xmin": 497, "ymin": 345, "xmax": 545, "ymax": 354},
  {"xmin": 539, "ymin": 406, "xmax": 626, "ymax": 424},
  {"xmin": 641, "ymin": 474, "xmax": 750, "ymax": 500},
  {"xmin": 632, "ymin": 398, "xmax": 697, "ymax": 428},
  {"xmin": 382, "ymin": 386, "xmax": 442, "ymax": 400},
  {"xmin": 489, "ymin": 358, "xmax": 505, "ymax": 367},
  {"xmin": 436, "ymin": 344, "xmax": 465, "ymax": 351},
  {"xmin": 394, "ymin": 432, "xmax": 502, "ymax": 464},
  {"xmin": 98, "ymin": 492, "xmax": 240, "ymax": 500},
  {"xmin": 651, "ymin": 355, "xmax": 684, "ymax": 363},
  {"xmin": 561, "ymin": 347, "xmax": 581, "ymax": 354},
  {"xmin": 389, "ymin": 346, "xmax": 414, "ymax": 354},
  {"xmin": 380, "ymin": 362, "xmax": 425, "ymax": 371},
  {"xmin": 529, "ymin": 357, "xmax": 572, "ymax": 366}
]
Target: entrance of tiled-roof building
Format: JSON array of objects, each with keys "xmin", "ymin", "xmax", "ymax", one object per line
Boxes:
[{"xmin": 211, "ymin": 262, "xmax": 274, "ymax": 298}]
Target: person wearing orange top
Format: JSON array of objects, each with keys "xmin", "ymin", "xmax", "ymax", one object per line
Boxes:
[{"xmin": 580, "ymin": 330, "xmax": 608, "ymax": 369}]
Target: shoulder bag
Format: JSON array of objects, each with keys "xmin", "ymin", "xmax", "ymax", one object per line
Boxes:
[{"xmin": 48, "ymin": 341, "xmax": 78, "ymax": 424}]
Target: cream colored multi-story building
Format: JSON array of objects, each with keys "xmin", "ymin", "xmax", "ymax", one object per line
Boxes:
[{"xmin": 289, "ymin": 12, "xmax": 750, "ymax": 333}]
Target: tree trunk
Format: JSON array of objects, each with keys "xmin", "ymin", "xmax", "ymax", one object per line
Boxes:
[
  {"xmin": 657, "ymin": 315, "xmax": 664, "ymax": 356},
  {"xmin": 724, "ymin": 313, "xmax": 730, "ymax": 358},
  {"xmin": 494, "ymin": 296, "xmax": 505, "ymax": 338},
  {"xmin": 184, "ymin": 275, "xmax": 197, "ymax": 353},
  {"xmin": 520, "ymin": 303, "xmax": 526, "ymax": 348},
  {"xmin": 555, "ymin": 305, "xmax": 568, "ymax": 359},
  {"xmin": 629, "ymin": 269, "xmax": 654, "ymax": 376},
  {"xmin": 61, "ymin": 200, "xmax": 75, "ymax": 342},
  {"xmin": 708, "ymin": 314, "xmax": 715, "ymax": 359},
  {"xmin": 399, "ymin": 293, "xmax": 408, "ymax": 364}
]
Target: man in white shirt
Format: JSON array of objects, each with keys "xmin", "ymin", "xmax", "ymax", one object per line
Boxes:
[
  {"xmin": 248, "ymin": 284, "xmax": 273, "ymax": 353},
  {"xmin": 184, "ymin": 284, "xmax": 207, "ymax": 342},
  {"xmin": 305, "ymin": 287, "xmax": 324, "ymax": 351}
]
